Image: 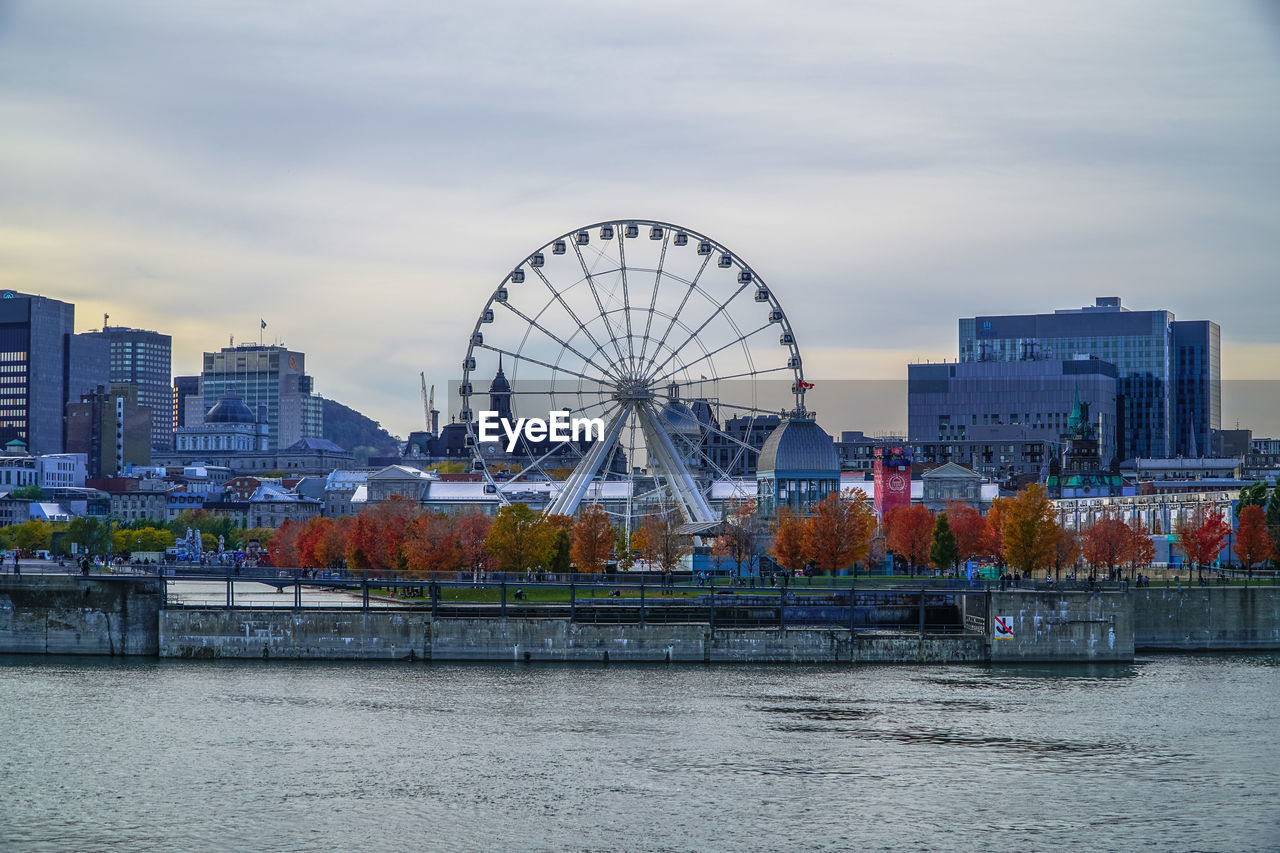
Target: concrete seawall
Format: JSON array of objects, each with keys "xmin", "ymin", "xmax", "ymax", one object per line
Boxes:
[
  {"xmin": 988, "ymin": 591, "xmax": 1133, "ymax": 663},
  {"xmin": 0, "ymin": 576, "xmax": 161, "ymax": 656},
  {"xmin": 1133, "ymin": 586, "xmax": 1280, "ymax": 651},
  {"xmin": 7, "ymin": 578, "xmax": 1279, "ymax": 662},
  {"xmin": 158, "ymin": 612, "xmax": 987, "ymax": 663}
]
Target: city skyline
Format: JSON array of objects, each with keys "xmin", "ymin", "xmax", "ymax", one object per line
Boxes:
[{"xmin": 2, "ymin": 2, "xmax": 1278, "ymax": 438}]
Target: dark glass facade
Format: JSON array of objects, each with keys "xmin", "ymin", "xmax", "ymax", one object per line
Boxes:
[{"xmin": 957, "ymin": 298, "xmax": 1220, "ymax": 460}]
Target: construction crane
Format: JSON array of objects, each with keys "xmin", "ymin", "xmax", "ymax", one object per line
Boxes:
[{"xmin": 427, "ymin": 371, "xmax": 437, "ymax": 427}]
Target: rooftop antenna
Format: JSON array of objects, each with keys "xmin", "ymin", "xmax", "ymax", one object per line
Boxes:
[{"xmin": 103, "ymin": 312, "xmax": 109, "ymax": 330}]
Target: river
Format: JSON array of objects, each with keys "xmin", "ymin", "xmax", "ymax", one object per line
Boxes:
[{"xmin": 1, "ymin": 655, "xmax": 1277, "ymax": 851}]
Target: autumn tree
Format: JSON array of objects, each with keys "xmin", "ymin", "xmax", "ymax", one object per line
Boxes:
[
  {"xmin": 713, "ymin": 500, "xmax": 763, "ymax": 577},
  {"xmin": 630, "ymin": 525, "xmax": 655, "ymax": 567},
  {"xmin": 803, "ymin": 491, "xmax": 877, "ymax": 576},
  {"xmin": 1082, "ymin": 516, "xmax": 1128, "ymax": 573},
  {"xmin": 770, "ymin": 507, "xmax": 809, "ymax": 574},
  {"xmin": 542, "ymin": 514, "xmax": 574, "ymax": 576},
  {"xmin": 1124, "ymin": 520, "xmax": 1155, "ymax": 575},
  {"xmin": 268, "ymin": 519, "xmax": 302, "ymax": 567},
  {"xmin": 456, "ymin": 512, "xmax": 493, "ymax": 577},
  {"xmin": 487, "ymin": 503, "xmax": 549, "ymax": 573},
  {"xmin": 1233, "ymin": 504, "xmax": 1274, "ymax": 580},
  {"xmin": 402, "ymin": 513, "xmax": 462, "ymax": 576},
  {"xmin": 1001, "ymin": 484, "xmax": 1059, "ymax": 576},
  {"xmin": 947, "ymin": 501, "xmax": 988, "ymax": 568},
  {"xmin": 1053, "ymin": 525, "xmax": 1081, "ymax": 580},
  {"xmin": 1267, "ymin": 488, "xmax": 1280, "ymax": 568},
  {"xmin": 1176, "ymin": 506, "xmax": 1230, "ymax": 582},
  {"xmin": 984, "ymin": 497, "xmax": 1008, "ymax": 568},
  {"xmin": 571, "ymin": 506, "xmax": 614, "ymax": 574},
  {"xmin": 885, "ymin": 504, "xmax": 934, "ymax": 576},
  {"xmin": 615, "ymin": 526, "xmax": 634, "ymax": 572},
  {"xmin": 930, "ymin": 512, "xmax": 960, "ymax": 574},
  {"xmin": 640, "ymin": 513, "xmax": 689, "ymax": 572}
]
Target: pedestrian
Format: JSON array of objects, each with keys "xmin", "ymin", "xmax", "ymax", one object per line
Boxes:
[{"xmin": 13, "ymin": 552, "xmax": 20, "ymax": 577}]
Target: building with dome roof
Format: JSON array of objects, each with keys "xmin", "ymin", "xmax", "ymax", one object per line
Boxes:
[
  {"xmin": 173, "ymin": 390, "xmax": 268, "ymax": 453},
  {"xmin": 756, "ymin": 411, "xmax": 840, "ymax": 518}
]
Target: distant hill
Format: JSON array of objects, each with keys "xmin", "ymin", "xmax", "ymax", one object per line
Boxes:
[{"xmin": 320, "ymin": 397, "xmax": 402, "ymax": 465}]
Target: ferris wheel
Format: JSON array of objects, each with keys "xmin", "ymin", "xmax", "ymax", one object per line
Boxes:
[{"xmin": 460, "ymin": 219, "xmax": 806, "ymax": 534}]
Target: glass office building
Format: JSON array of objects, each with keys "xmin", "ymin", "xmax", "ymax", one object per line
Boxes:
[
  {"xmin": 957, "ymin": 298, "xmax": 1219, "ymax": 460},
  {"xmin": 80, "ymin": 326, "xmax": 173, "ymax": 451},
  {"xmin": 199, "ymin": 345, "xmax": 322, "ymax": 451}
]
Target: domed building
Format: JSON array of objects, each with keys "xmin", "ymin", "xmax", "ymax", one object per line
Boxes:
[
  {"xmin": 756, "ymin": 412, "xmax": 840, "ymax": 517},
  {"xmin": 174, "ymin": 390, "xmax": 269, "ymax": 453}
]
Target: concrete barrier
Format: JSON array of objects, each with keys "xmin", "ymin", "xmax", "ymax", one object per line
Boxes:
[
  {"xmin": 159, "ymin": 609, "xmax": 428, "ymax": 660},
  {"xmin": 1133, "ymin": 586, "xmax": 1280, "ymax": 650},
  {"xmin": 0, "ymin": 575, "xmax": 161, "ymax": 656},
  {"xmin": 988, "ymin": 591, "xmax": 1132, "ymax": 663}
]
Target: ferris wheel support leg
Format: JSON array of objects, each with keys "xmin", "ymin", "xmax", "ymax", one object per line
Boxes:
[
  {"xmin": 636, "ymin": 405, "xmax": 715, "ymax": 525},
  {"xmin": 545, "ymin": 405, "xmax": 630, "ymax": 518}
]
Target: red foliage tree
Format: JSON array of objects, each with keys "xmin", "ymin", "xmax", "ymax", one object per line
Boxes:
[
  {"xmin": 946, "ymin": 501, "xmax": 988, "ymax": 566},
  {"xmin": 402, "ymin": 513, "xmax": 462, "ymax": 577},
  {"xmin": 884, "ymin": 504, "xmax": 935, "ymax": 576},
  {"xmin": 268, "ymin": 519, "xmax": 302, "ymax": 567},
  {"xmin": 456, "ymin": 512, "xmax": 493, "ymax": 577},
  {"xmin": 1234, "ymin": 504, "xmax": 1274, "ymax": 579},
  {"xmin": 1082, "ymin": 516, "xmax": 1129, "ymax": 573},
  {"xmin": 1176, "ymin": 506, "xmax": 1230, "ymax": 581},
  {"xmin": 1124, "ymin": 520, "xmax": 1155, "ymax": 574}
]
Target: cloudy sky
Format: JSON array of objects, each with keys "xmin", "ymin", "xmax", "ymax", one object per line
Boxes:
[{"xmin": 2, "ymin": 1, "xmax": 1277, "ymax": 437}]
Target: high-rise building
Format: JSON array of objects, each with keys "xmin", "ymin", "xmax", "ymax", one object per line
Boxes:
[
  {"xmin": 908, "ymin": 358, "xmax": 1119, "ymax": 465},
  {"xmin": 0, "ymin": 290, "xmax": 109, "ymax": 454},
  {"xmin": 78, "ymin": 325, "xmax": 173, "ymax": 451},
  {"xmin": 957, "ymin": 297, "xmax": 1220, "ymax": 460},
  {"xmin": 64, "ymin": 385, "xmax": 151, "ymax": 478},
  {"xmin": 172, "ymin": 375, "xmax": 200, "ymax": 438},
  {"xmin": 199, "ymin": 345, "xmax": 321, "ymax": 451}
]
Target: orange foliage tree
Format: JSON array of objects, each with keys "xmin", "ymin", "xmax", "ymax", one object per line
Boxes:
[
  {"xmin": 571, "ymin": 505, "xmax": 614, "ymax": 574},
  {"xmin": 984, "ymin": 497, "xmax": 1008, "ymax": 568},
  {"xmin": 713, "ymin": 500, "xmax": 763, "ymax": 577},
  {"xmin": 1234, "ymin": 504, "xmax": 1274, "ymax": 580},
  {"xmin": 770, "ymin": 507, "xmax": 809, "ymax": 574},
  {"xmin": 884, "ymin": 504, "xmax": 935, "ymax": 576},
  {"xmin": 401, "ymin": 513, "xmax": 461, "ymax": 576},
  {"xmin": 1001, "ymin": 484, "xmax": 1059, "ymax": 576},
  {"xmin": 805, "ymin": 491, "xmax": 877, "ymax": 575},
  {"xmin": 1176, "ymin": 506, "xmax": 1230, "ymax": 581}
]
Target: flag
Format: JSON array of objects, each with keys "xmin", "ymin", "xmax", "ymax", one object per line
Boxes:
[
  {"xmin": 260, "ymin": 319, "xmax": 267, "ymax": 329},
  {"xmin": 700, "ymin": 374, "xmax": 707, "ymax": 380},
  {"xmin": 797, "ymin": 380, "xmax": 815, "ymax": 390}
]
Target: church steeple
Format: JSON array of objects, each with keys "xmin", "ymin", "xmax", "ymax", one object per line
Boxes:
[{"xmin": 489, "ymin": 355, "xmax": 513, "ymax": 422}]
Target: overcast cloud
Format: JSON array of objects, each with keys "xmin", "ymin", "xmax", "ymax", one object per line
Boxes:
[{"xmin": 1, "ymin": 1, "xmax": 1277, "ymax": 436}]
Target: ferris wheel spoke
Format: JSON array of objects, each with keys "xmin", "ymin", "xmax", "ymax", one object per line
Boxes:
[
  {"xmin": 649, "ymin": 322, "xmax": 775, "ymax": 387},
  {"xmin": 571, "ymin": 242, "xmax": 630, "ymax": 369},
  {"xmin": 655, "ymin": 368, "xmax": 792, "ymax": 399},
  {"xmin": 546, "ymin": 403, "xmax": 631, "ymax": 517},
  {"xmin": 529, "ymin": 264, "xmax": 624, "ymax": 378},
  {"xmin": 636, "ymin": 401, "xmax": 715, "ymax": 524},
  {"xmin": 615, "ymin": 232, "xmax": 637, "ymax": 372},
  {"xmin": 636, "ymin": 230, "xmax": 671, "ymax": 370},
  {"xmin": 492, "ymin": 302, "xmax": 618, "ymax": 381},
  {"xmin": 475, "ymin": 344, "xmax": 612, "ymax": 387},
  {"xmin": 646, "ymin": 281, "xmax": 753, "ymax": 382},
  {"xmin": 645, "ymin": 251, "xmax": 713, "ymax": 379}
]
